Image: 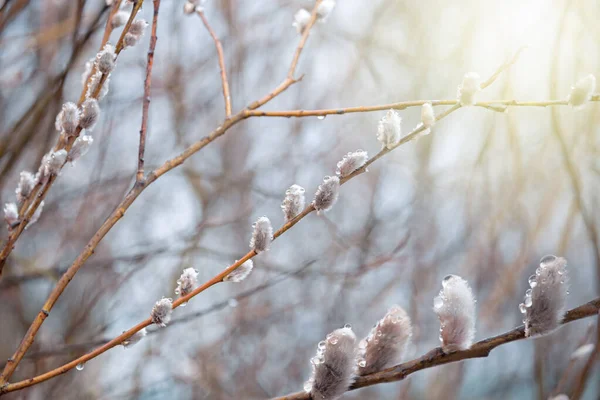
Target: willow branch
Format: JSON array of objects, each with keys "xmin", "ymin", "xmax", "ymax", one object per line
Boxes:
[
  {"xmin": 0, "ymin": 1, "xmax": 324, "ymax": 389},
  {"xmin": 0, "ymin": 0, "xmax": 145, "ymax": 280},
  {"xmin": 137, "ymin": 0, "xmax": 160, "ymax": 183},
  {"xmin": 272, "ymin": 299, "xmax": 600, "ymax": 400},
  {"xmin": 196, "ymin": 9, "xmax": 232, "ymax": 118}
]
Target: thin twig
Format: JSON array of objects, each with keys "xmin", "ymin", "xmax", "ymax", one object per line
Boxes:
[
  {"xmin": 137, "ymin": 0, "xmax": 160, "ymax": 183},
  {"xmin": 0, "ymin": 0, "xmax": 145, "ymax": 280},
  {"xmin": 271, "ymin": 299, "xmax": 600, "ymax": 400},
  {"xmin": 570, "ymin": 312, "xmax": 600, "ymax": 400},
  {"xmin": 197, "ymin": 9, "xmax": 232, "ymax": 118},
  {"xmin": 0, "ymin": 1, "xmax": 324, "ymax": 388}
]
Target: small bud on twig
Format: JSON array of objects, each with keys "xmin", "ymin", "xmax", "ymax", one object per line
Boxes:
[
  {"xmin": 122, "ymin": 328, "xmax": 147, "ymax": 348},
  {"xmin": 175, "ymin": 268, "xmax": 199, "ymax": 300},
  {"xmin": 27, "ymin": 200, "xmax": 44, "ymax": 227},
  {"xmin": 421, "ymin": 102, "xmax": 436, "ymax": 130},
  {"xmin": 316, "ymin": 0, "xmax": 336, "ymax": 22},
  {"xmin": 224, "ymin": 260, "xmax": 254, "ymax": 283},
  {"xmin": 44, "ymin": 150, "xmax": 68, "ymax": 176},
  {"xmin": 567, "ymin": 74, "xmax": 596, "ymax": 108},
  {"xmin": 305, "ymin": 326, "xmax": 357, "ymax": 400},
  {"xmin": 358, "ymin": 305, "xmax": 412, "ymax": 375},
  {"xmin": 68, "ymin": 135, "xmax": 94, "ymax": 164},
  {"xmin": 111, "ymin": 10, "xmax": 129, "ymax": 28},
  {"xmin": 249, "ymin": 216, "xmax": 273, "ymax": 253},
  {"xmin": 313, "ymin": 176, "xmax": 340, "ymax": 214},
  {"xmin": 4, "ymin": 203, "xmax": 19, "ymax": 226},
  {"xmin": 16, "ymin": 171, "xmax": 36, "ymax": 204},
  {"xmin": 336, "ymin": 150, "xmax": 368, "ymax": 178},
  {"xmin": 377, "ymin": 109, "xmax": 402, "ymax": 149},
  {"xmin": 281, "ymin": 184, "xmax": 306, "ymax": 222},
  {"xmin": 522, "ymin": 255, "xmax": 569, "ymax": 337},
  {"xmin": 457, "ymin": 72, "xmax": 481, "ymax": 106},
  {"xmin": 433, "ymin": 274, "xmax": 476, "ymax": 352},
  {"xmin": 151, "ymin": 297, "xmax": 173, "ymax": 327},
  {"xmin": 80, "ymin": 99, "xmax": 100, "ymax": 130},
  {"xmin": 96, "ymin": 44, "xmax": 116, "ymax": 74},
  {"xmin": 293, "ymin": 9, "xmax": 311, "ymax": 34},
  {"xmin": 56, "ymin": 102, "xmax": 80, "ymax": 135}
]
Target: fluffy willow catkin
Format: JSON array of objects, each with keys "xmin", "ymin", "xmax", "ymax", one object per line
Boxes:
[
  {"xmin": 567, "ymin": 74, "xmax": 596, "ymax": 108},
  {"xmin": 377, "ymin": 109, "xmax": 401, "ymax": 149},
  {"xmin": 313, "ymin": 176, "xmax": 340, "ymax": 213},
  {"xmin": 336, "ymin": 150, "xmax": 368, "ymax": 178},
  {"xmin": 80, "ymin": 99, "xmax": 100, "ymax": 130},
  {"xmin": 249, "ymin": 216, "xmax": 273, "ymax": 253},
  {"xmin": 421, "ymin": 102, "xmax": 435, "ymax": 130},
  {"xmin": 281, "ymin": 184, "xmax": 305, "ymax": 222},
  {"xmin": 457, "ymin": 72, "xmax": 481, "ymax": 106},
  {"xmin": 358, "ymin": 305, "xmax": 412, "ymax": 375},
  {"xmin": 223, "ymin": 260, "xmax": 254, "ymax": 283},
  {"xmin": 56, "ymin": 102, "xmax": 80, "ymax": 135},
  {"xmin": 151, "ymin": 297, "xmax": 173, "ymax": 327},
  {"xmin": 305, "ymin": 326, "xmax": 357, "ymax": 400},
  {"xmin": 293, "ymin": 9, "xmax": 311, "ymax": 34},
  {"xmin": 16, "ymin": 171, "xmax": 36, "ymax": 204},
  {"xmin": 175, "ymin": 268, "xmax": 198, "ymax": 300},
  {"xmin": 521, "ymin": 255, "xmax": 569, "ymax": 337},
  {"xmin": 3, "ymin": 203, "xmax": 18, "ymax": 226},
  {"xmin": 433, "ymin": 274, "xmax": 476, "ymax": 352},
  {"xmin": 122, "ymin": 328, "xmax": 147, "ymax": 348},
  {"xmin": 316, "ymin": 0, "xmax": 336, "ymax": 21}
]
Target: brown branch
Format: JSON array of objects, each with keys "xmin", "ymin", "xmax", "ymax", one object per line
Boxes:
[
  {"xmin": 0, "ymin": 1, "xmax": 324, "ymax": 390},
  {"xmin": 272, "ymin": 299, "xmax": 600, "ymax": 400},
  {"xmin": 137, "ymin": 0, "xmax": 160, "ymax": 182},
  {"xmin": 0, "ymin": 46, "xmax": 520, "ymax": 394},
  {"xmin": 196, "ymin": 9, "xmax": 232, "ymax": 118},
  {"xmin": 245, "ymin": 98, "xmax": 599, "ymax": 119},
  {"xmin": 0, "ymin": 0, "xmax": 145, "ymax": 281}
]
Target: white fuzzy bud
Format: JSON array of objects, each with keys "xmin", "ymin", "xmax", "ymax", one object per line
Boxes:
[
  {"xmin": 568, "ymin": 74, "xmax": 596, "ymax": 108},
  {"xmin": 224, "ymin": 260, "xmax": 254, "ymax": 283},
  {"xmin": 129, "ymin": 19, "xmax": 148, "ymax": 36},
  {"xmin": 68, "ymin": 135, "xmax": 94, "ymax": 164},
  {"xmin": 281, "ymin": 184, "xmax": 306, "ymax": 222},
  {"xmin": 44, "ymin": 150, "xmax": 68, "ymax": 176},
  {"xmin": 316, "ymin": 0, "xmax": 335, "ymax": 22},
  {"xmin": 377, "ymin": 109, "xmax": 402, "ymax": 149},
  {"xmin": 86, "ymin": 71, "xmax": 109, "ymax": 100},
  {"xmin": 111, "ymin": 10, "xmax": 129, "ymax": 28},
  {"xmin": 421, "ymin": 102, "xmax": 436, "ymax": 130},
  {"xmin": 522, "ymin": 255, "xmax": 569, "ymax": 337},
  {"xmin": 151, "ymin": 297, "xmax": 173, "ymax": 327},
  {"xmin": 249, "ymin": 216, "xmax": 273, "ymax": 253},
  {"xmin": 358, "ymin": 305, "xmax": 412, "ymax": 375},
  {"xmin": 305, "ymin": 326, "xmax": 357, "ymax": 400},
  {"xmin": 57, "ymin": 102, "xmax": 80, "ymax": 135},
  {"xmin": 122, "ymin": 328, "xmax": 147, "ymax": 348},
  {"xmin": 80, "ymin": 99, "xmax": 100, "ymax": 130},
  {"xmin": 293, "ymin": 9, "xmax": 311, "ymax": 34},
  {"xmin": 175, "ymin": 267, "xmax": 198, "ymax": 299},
  {"xmin": 457, "ymin": 72, "xmax": 481, "ymax": 106},
  {"xmin": 336, "ymin": 150, "xmax": 368, "ymax": 178},
  {"xmin": 4, "ymin": 203, "xmax": 19, "ymax": 226},
  {"xmin": 16, "ymin": 171, "xmax": 36, "ymax": 204},
  {"xmin": 124, "ymin": 33, "xmax": 140, "ymax": 48},
  {"xmin": 183, "ymin": 2, "xmax": 196, "ymax": 14},
  {"xmin": 27, "ymin": 200, "xmax": 44, "ymax": 227},
  {"xmin": 433, "ymin": 274, "xmax": 476, "ymax": 352},
  {"xmin": 96, "ymin": 44, "xmax": 116, "ymax": 74},
  {"xmin": 313, "ymin": 176, "xmax": 340, "ymax": 214}
]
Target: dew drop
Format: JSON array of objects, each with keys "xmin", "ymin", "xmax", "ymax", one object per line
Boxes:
[
  {"xmin": 433, "ymin": 297, "xmax": 444, "ymax": 309},
  {"xmin": 536, "ymin": 267, "xmax": 542, "ymax": 276},
  {"xmin": 566, "ymin": 290, "xmax": 570, "ymax": 295},
  {"xmin": 540, "ymin": 255, "xmax": 557, "ymax": 266},
  {"xmin": 519, "ymin": 303, "xmax": 527, "ymax": 314},
  {"xmin": 304, "ymin": 381, "xmax": 313, "ymax": 393},
  {"xmin": 344, "ymin": 323, "xmax": 352, "ymax": 329},
  {"xmin": 328, "ymin": 336, "xmax": 338, "ymax": 345},
  {"xmin": 76, "ymin": 363, "xmax": 85, "ymax": 371},
  {"xmin": 525, "ymin": 289, "xmax": 532, "ymax": 298},
  {"xmin": 317, "ymin": 115, "xmax": 326, "ymax": 120},
  {"xmin": 442, "ymin": 274, "xmax": 456, "ymax": 287},
  {"xmin": 228, "ymin": 298, "xmax": 238, "ymax": 308},
  {"xmin": 528, "ymin": 275, "xmax": 537, "ymax": 288},
  {"xmin": 438, "ymin": 334, "xmax": 444, "ymax": 342},
  {"xmin": 358, "ymin": 359, "xmax": 366, "ymax": 367},
  {"xmin": 524, "ymin": 296, "xmax": 532, "ymax": 307},
  {"xmin": 180, "ymin": 302, "xmax": 187, "ymax": 308}
]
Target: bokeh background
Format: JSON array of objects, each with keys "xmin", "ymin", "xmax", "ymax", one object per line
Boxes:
[{"xmin": 1, "ymin": 0, "xmax": 599, "ymax": 399}]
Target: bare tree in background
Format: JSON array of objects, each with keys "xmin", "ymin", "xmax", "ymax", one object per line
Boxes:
[{"xmin": 0, "ymin": 1, "xmax": 600, "ymax": 399}]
